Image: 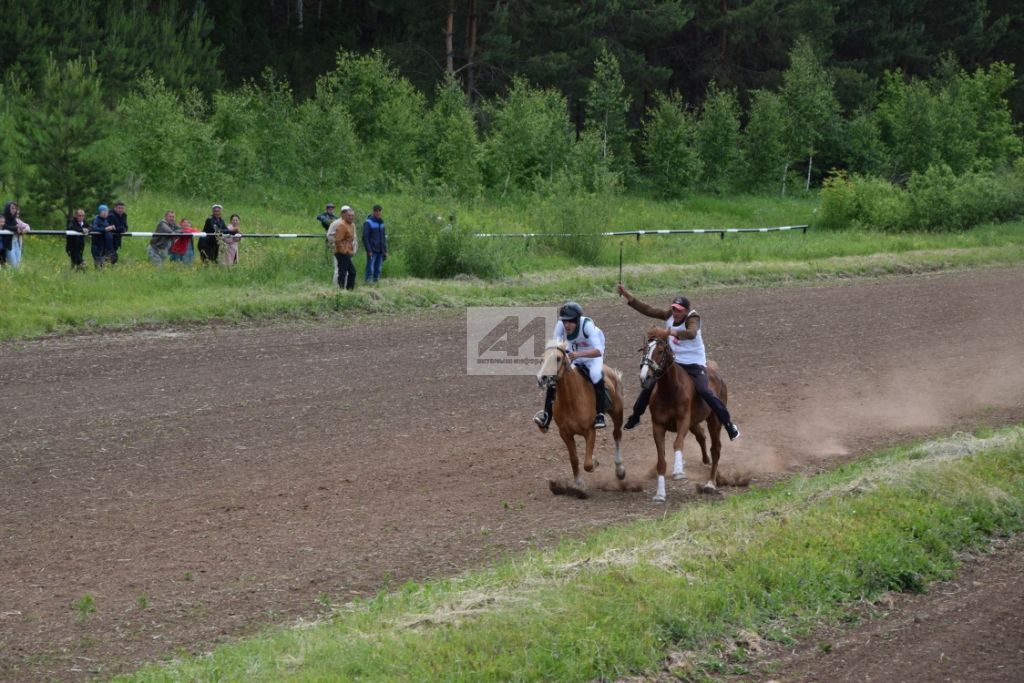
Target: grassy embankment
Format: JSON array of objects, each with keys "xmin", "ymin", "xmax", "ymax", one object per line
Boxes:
[
  {"xmin": 115, "ymin": 426, "xmax": 1024, "ymax": 681},
  {"xmin": 2, "ymin": 190, "xmax": 1023, "ymax": 339}
]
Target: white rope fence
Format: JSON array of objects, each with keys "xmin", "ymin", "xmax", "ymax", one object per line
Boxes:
[
  {"xmin": 6, "ymin": 224, "xmax": 809, "ymax": 240},
  {"xmin": 471, "ymin": 224, "xmax": 809, "ymax": 240}
]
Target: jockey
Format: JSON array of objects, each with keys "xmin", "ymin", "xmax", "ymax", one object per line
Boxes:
[
  {"xmin": 617, "ymin": 284, "xmax": 740, "ymax": 440},
  {"xmin": 533, "ymin": 301, "xmax": 609, "ymax": 431}
]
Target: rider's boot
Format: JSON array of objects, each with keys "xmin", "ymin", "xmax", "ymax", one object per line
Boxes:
[
  {"xmin": 623, "ymin": 385, "xmax": 652, "ymax": 430},
  {"xmin": 593, "ymin": 377, "xmax": 608, "ymax": 429},
  {"xmin": 534, "ymin": 385, "xmax": 556, "ymax": 433}
]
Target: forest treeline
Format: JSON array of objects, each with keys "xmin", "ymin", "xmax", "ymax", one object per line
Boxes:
[{"xmin": 0, "ymin": 0, "xmax": 1021, "ymax": 229}]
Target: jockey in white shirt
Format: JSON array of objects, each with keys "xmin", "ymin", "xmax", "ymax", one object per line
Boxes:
[{"xmin": 533, "ymin": 301, "xmax": 609, "ymax": 431}]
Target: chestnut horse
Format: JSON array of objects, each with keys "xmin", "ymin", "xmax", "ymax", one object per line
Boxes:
[
  {"xmin": 639, "ymin": 328, "xmax": 727, "ymax": 501},
  {"xmin": 536, "ymin": 341, "xmax": 625, "ymax": 495}
]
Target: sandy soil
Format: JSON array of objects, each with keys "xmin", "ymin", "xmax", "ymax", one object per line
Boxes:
[{"xmin": 1, "ymin": 266, "xmax": 1023, "ymax": 682}]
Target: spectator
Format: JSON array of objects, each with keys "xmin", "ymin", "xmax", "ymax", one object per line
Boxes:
[
  {"xmin": 200, "ymin": 203, "xmax": 227, "ymax": 264},
  {"xmin": 65, "ymin": 208, "xmax": 89, "ymax": 270},
  {"xmin": 362, "ymin": 204, "xmax": 387, "ymax": 283},
  {"xmin": 169, "ymin": 218, "xmax": 199, "ymax": 264},
  {"xmin": 319, "ymin": 202, "xmax": 339, "ymax": 285},
  {"xmin": 2, "ymin": 201, "xmax": 30, "ymax": 267},
  {"xmin": 149, "ymin": 210, "xmax": 178, "ymax": 265},
  {"xmin": 328, "ymin": 205, "xmax": 357, "ymax": 290},
  {"xmin": 90, "ymin": 204, "xmax": 115, "ymax": 268},
  {"xmin": 316, "ymin": 202, "xmax": 337, "ymax": 231},
  {"xmin": 107, "ymin": 200, "xmax": 129, "ymax": 264},
  {"xmin": 221, "ymin": 213, "xmax": 242, "ymax": 265}
]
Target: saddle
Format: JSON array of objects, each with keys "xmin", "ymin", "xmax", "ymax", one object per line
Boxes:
[{"xmin": 573, "ymin": 365, "xmax": 612, "ymax": 409}]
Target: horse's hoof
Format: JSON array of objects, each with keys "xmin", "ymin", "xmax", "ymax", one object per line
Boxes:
[
  {"xmin": 583, "ymin": 463, "xmax": 594, "ymax": 473},
  {"xmin": 699, "ymin": 482, "xmax": 719, "ymax": 494},
  {"xmin": 616, "ymin": 465, "xmax": 626, "ymax": 480},
  {"xmin": 652, "ymin": 493, "xmax": 666, "ymax": 503},
  {"xmin": 672, "ymin": 472, "xmax": 687, "ymax": 481}
]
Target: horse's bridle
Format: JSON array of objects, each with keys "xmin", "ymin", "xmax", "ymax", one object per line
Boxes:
[
  {"xmin": 539, "ymin": 345, "xmax": 571, "ymax": 389},
  {"xmin": 640, "ymin": 337, "xmax": 672, "ymax": 385}
]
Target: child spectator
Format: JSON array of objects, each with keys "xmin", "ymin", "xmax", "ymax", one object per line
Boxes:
[
  {"xmin": 170, "ymin": 219, "xmax": 199, "ymax": 264},
  {"xmin": 66, "ymin": 208, "xmax": 89, "ymax": 270}
]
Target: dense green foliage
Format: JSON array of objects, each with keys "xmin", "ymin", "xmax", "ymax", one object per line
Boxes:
[
  {"xmin": 819, "ymin": 160, "xmax": 1024, "ymax": 232},
  {"xmin": 0, "ymin": 2, "xmax": 1021, "ymax": 235}
]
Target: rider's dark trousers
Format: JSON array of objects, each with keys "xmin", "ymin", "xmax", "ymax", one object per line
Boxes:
[{"xmin": 630, "ymin": 363, "xmax": 732, "ymax": 426}]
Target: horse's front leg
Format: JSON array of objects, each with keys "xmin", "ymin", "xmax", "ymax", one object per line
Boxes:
[
  {"xmin": 672, "ymin": 411, "xmax": 691, "ymax": 481},
  {"xmin": 583, "ymin": 428, "xmax": 597, "ymax": 473},
  {"xmin": 560, "ymin": 430, "xmax": 583, "ymax": 489},
  {"xmin": 652, "ymin": 423, "xmax": 669, "ymax": 503}
]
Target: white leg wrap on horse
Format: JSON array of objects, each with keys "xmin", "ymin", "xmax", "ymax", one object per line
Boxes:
[
  {"xmin": 614, "ymin": 441, "xmax": 622, "ymax": 465},
  {"xmin": 575, "ymin": 475, "xmax": 584, "ymax": 489},
  {"xmin": 654, "ymin": 475, "xmax": 666, "ymax": 502},
  {"xmin": 672, "ymin": 450, "xmax": 685, "ymax": 479}
]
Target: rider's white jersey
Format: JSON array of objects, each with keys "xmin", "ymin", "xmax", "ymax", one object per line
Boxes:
[
  {"xmin": 667, "ymin": 312, "xmax": 706, "ymax": 366},
  {"xmin": 555, "ymin": 317, "xmax": 604, "ymax": 382}
]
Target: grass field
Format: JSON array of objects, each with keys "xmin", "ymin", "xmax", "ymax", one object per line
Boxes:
[
  {"xmin": 3, "ymin": 189, "xmax": 1024, "ymax": 340},
  {"xmin": 113, "ymin": 427, "xmax": 1024, "ymax": 682}
]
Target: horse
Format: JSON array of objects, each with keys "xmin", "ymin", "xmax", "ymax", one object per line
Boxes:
[
  {"xmin": 639, "ymin": 327, "xmax": 727, "ymax": 501},
  {"xmin": 535, "ymin": 340, "xmax": 625, "ymax": 496}
]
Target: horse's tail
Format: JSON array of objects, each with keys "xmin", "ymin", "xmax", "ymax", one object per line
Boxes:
[
  {"xmin": 706, "ymin": 359, "xmax": 727, "ymax": 402},
  {"xmin": 603, "ymin": 366, "xmax": 623, "ymax": 395}
]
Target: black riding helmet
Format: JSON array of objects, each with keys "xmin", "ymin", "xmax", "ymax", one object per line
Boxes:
[{"xmin": 558, "ymin": 301, "xmax": 583, "ymax": 321}]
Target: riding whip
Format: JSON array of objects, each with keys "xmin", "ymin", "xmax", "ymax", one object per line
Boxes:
[{"xmin": 618, "ymin": 241, "xmax": 623, "ymax": 284}]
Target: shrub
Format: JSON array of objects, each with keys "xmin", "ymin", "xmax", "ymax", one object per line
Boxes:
[
  {"xmin": 530, "ymin": 176, "xmax": 607, "ymax": 265},
  {"xmin": 817, "ymin": 171, "xmax": 908, "ymax": 232},
  {"xmin": 399, "ymin": 213, "xmax": 502, "ymax": 280}
]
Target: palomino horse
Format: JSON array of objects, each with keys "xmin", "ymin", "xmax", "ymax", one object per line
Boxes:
[
  {"xmin": 536, "ymin": 341, "xmax": 625, "ymax": 495},
  {"xmin": 639, "ymin": 327, "xmax": 727, "ymax": 501}
]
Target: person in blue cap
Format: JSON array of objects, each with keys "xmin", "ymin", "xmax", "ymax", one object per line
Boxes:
[{"xmin": 90, "ymin": 204, "xmax": 115, "ymax": 267}]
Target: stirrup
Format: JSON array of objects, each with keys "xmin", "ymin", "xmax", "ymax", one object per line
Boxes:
[
  {"xmin": 533, "ymin": 410, "xmax": 551, "ymax": 431},
  {"xmin": 726, "ymin": 422, "xmax": 741, "ymax": 441}
]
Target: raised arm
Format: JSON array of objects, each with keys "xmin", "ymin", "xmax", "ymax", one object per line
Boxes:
[{"xmin": 616, "ymin": 284, "xmax": 671, "ymax": 320}]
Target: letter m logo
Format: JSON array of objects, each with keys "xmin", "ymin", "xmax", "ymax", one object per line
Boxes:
[{"xmin": 478, "ymin": 315, "xmax": 547, "ymax": 358}]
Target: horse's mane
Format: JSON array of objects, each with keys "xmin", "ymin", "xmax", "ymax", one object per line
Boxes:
[
  {"xmin": 545, "ymin": 338, "xmax": 568, "ymax": 351},
  {"xmin": 646, "ymin": 325, "xmax": 669, "ymax": 340}
]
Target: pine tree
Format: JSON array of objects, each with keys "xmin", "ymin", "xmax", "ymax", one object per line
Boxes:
[
  {"xmin": 428, "ymin": 75, "xmax": 483, "ymax": 196},
  {"xmin": 16, "ymin": 56, "xmax": 113, "ymax": 222},
  {"xmin": 696, "ymin": 81, "xmax": 743, "ymax": 193},
  {"xmin": 585, "ymin": 46, "xmax": 634, "ymax": 180},
  {"xmin": 780, "ymin": 37, "xmax": 842, "ymax": 190},
  {"xmin": 641, "ymin": 92, "xmax": 702, "ymax": 198}
]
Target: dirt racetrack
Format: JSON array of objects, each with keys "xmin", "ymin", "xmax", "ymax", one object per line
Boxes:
[{"xmin": 2, "ymin": 266, "xmax": 1024, "ymax": 682}]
